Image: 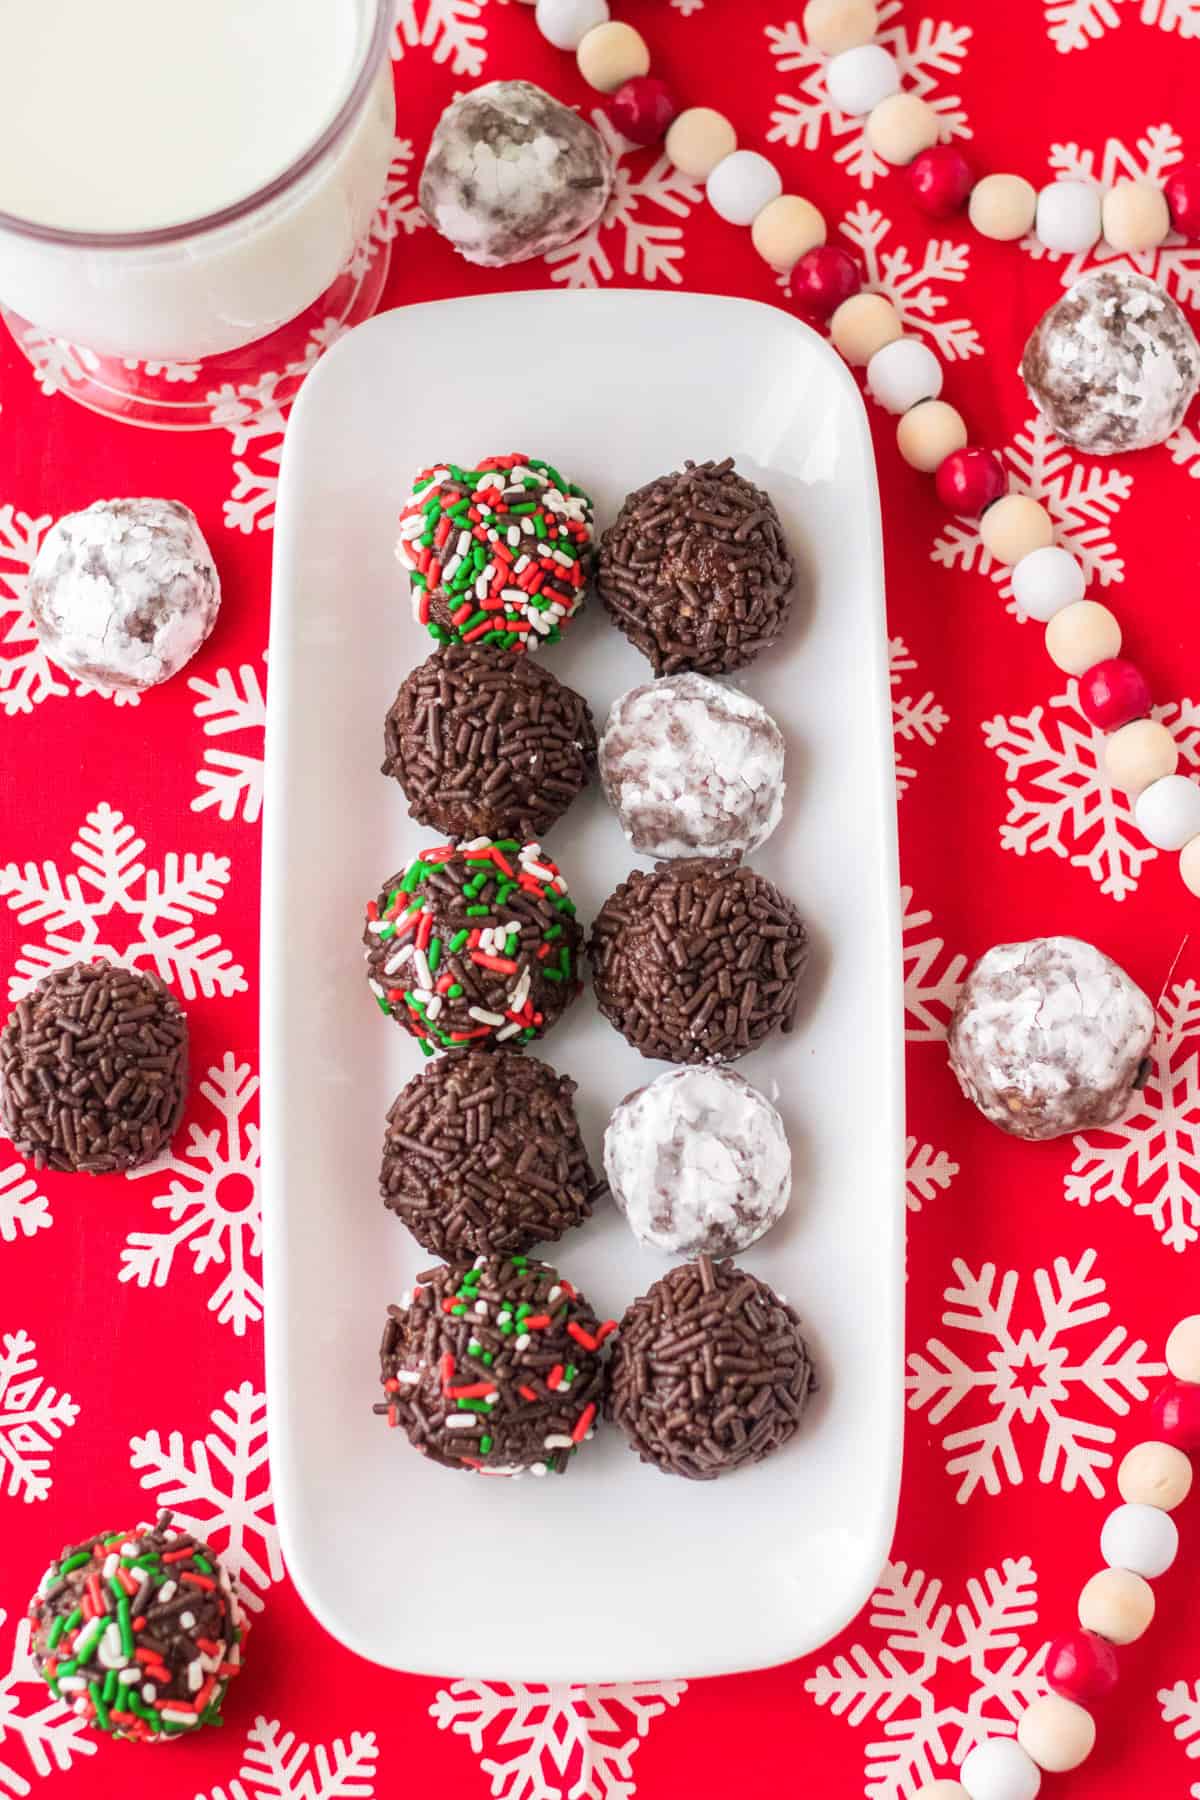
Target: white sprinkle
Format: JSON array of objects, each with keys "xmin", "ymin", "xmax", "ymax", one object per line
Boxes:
[
  {"xmin": 496, "ymin": 1021, "xmax": 521, "ymax": 1042},
  {"xmin": 96, "ymin": 1620, "xmax": 129, "ymax": 1670},
  {"xmin": 392, "ymin": 1368, "xmax": 420, "ymax": 1385},
  {"xmin": 188, "ymin": 1659, "xmax": 204, "ymax": 1692},
  {"xmin": 521, "ymin": 517, "xmax": 535, "ymax": 535},
  {"xmin": 522, "ymin": 860, "xmax": 556, "ymax": 882},
  {"xmin": 426, "ymin": 996, "xmax": 443, "ymax": 1021},
  {"xmin": 72, "ymin": 1617, "xmax": 105, "ymax": 1659},
  {"xmin": 409, "ymin": 987, "xmax": 432, "ymax": 1005},
  {"xmin": 468, "ymin": 1007, "xmax": 505, "ymax": 1026},
  {"xmin": 502, "ymin": 920, "xmax": 522, "ymax": 937},
  {"xmin": 180, "ymin": 1611, "xmax": 196, "ymax": 1630},
  {"xmin": 544, "ymin": 1434, "xmax": 574, "ymax": 1449},
  {"xmin": 456, "ymin": 530, "xmax": 471, "ymax": 556},
  {"xmin": 497, "ymin": 1309, "xmax": 512, "ymax": 1324},
  {"xmin": 398, "ymin": 514, "xmax": 425, "ymax": 540},
  {"xmin": 474, "ymin": 1300, "xmax": 488, "ymax": 1315},
  {"xmin": 514, "ymin": 554, "xmax": 530, "ymax": 574},
  {"xmin": 477, "ymin": 927, "xmax": 496, "ymax": 955},
  {"xmin": 462, "ymin": 836, "xmax": 491, "ymax": 852},
  {"xmin": 142, "ymin": 1683, "xmax": 158, "ymax": 1703},
  {"xmin": 446, "ymin": 1415, "xmax": 480, "ymax": 1432},
  {"xmin": 412, "ymin": 949, "xmax": 432, "ymax": 991},
  {"xmin": 162, "ymin": 1709, "xmax": 199, "ymax": 1726},
  {"xmin": 552, "ymin": 548, "xmax": 574, "ymax": 568},
  {"xmin": 474, "ymin": 1254, "xmax": 487, "ymax": 1269},
  {"xmin": 383, "ymin": 944, "xmax": 412, "ymax": 976},
  {"xmin": 531, "ymin": 1463, "xmax": 548, "ymax": 1477},
  {"xmin": 368, "ymin": 979, "xmax": 384, "ymax": 999},
  {"xmin": 528, "ymin": 610, "xmax": 552, "ymax": 635},
  {"xmin": 366, "ymin": 919, "xmax": 388, "ymax": 934},
  {"xmin": 501, "ymin": 587, "xmax": 526, "ymax": 603},
  {"xmin": 118, "ymin": 1667, "xmax": 141, "ymax": 1686},
  {"xmin": 507, "ymin": 526, "xmax": 521, "ymax": 548},
  {"xmin": 547, "ymin": 1285, "xmax": 562, "ymax": 1303},
  {"xmin": 476, "ymin": 572, "xmax": 490, "ymax": 600},
  {"xmin": 158, "ymin": 1580, "xmax": 176, "ymax": 1604},
  {"xmin": 57, "ymin": 1675, "xmax": 87, "ymax": 1693},
  {"xmin": 442, "ymin": 554, "xmax": 462, "ymax": 583},
  {"xmin": 101, "ymin": 1552, "xmax": 119, "ymax": 1580},
  {"xmin": 515, "ymin": 1333, "xmax": 531, "ymax": 1351},
  {"xmin": 72, "ymin": 1697, "xmax": 89, "ymax": 1715},
  {"xmin": 509, "ymin": 971, "xmax": 531, "ymax": 1014}
]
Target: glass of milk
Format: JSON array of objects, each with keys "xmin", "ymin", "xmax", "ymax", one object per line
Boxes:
[{"xmin": 0, "ymin": 0, "xmax": 395, "ymax": 424}]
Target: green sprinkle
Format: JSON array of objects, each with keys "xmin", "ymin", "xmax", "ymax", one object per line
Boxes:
[
  {"xmin": 482, "ymin": 1351, "xmax": 494, "ymax": 1365},
  {"xmin": 428, "ymin": 623, "xmax": 447, "ymax": 641},
  {"xmin": 90, "ymin": 1682, "xmax": 111, "ymax": 1732},
  {"xmin": 375, "ymin": 995, "xmax": 391, "ymax": 1016},
  {"xmin": 479, "ymin": 1434, "xmax": 494, "ymax": 1454},
  {"xmin": 116, "ymin": 1596, "xmax": 134, "ymax": 1660},
  {"xmin": 60, "ymin": 1553, "xmax": 91, "ymax": 1575},
  {"xmin": 56, "ymin": 1657, "xmax": 80, "ymax": 1679},
  {"xmin": 400, "ymin": 861, "xmax": 428, "ymax": 893},
  {"xmin": 544, "ymin": 924, "xmax": 562, "ymax": 940},
  {"xmin": 557, "ymin": 896, "xmax": 577, "ymax": 915},
  {"xmin": 102, "ymin": 1669, "xmax": 118, "ymax": 1704},
  {"xmin": 456, "ymin": 1398, "xmax": 494, "ymax": 1414},
  {"xmin": 559, "ymin": 948, "xmax": 572, "ymax": 974},
  {"xmin": 447, "ymin": 983, "xmax": 464, "ymax": 998},
  {"xmin": 498, "ymin": 1320, "xmax": 515, "ymax": 1335},
  {"xmin": 47, "ymin": 1613, "xmax": 68, "ymax": 1651},
  {"xmin": 564, "ymin": 1363, "xmax": 578, "ymax": 1381},
  {"xmin": 543, "ymin": 967, "xmax": 563, "ymax": 982},
  {"xmin": 505, "ymin": 933, "xmax": 519, "ymax": 957},
  {"xmin": 468, "ymin": 1339, "xmax": 482, "ymax": 1356},
  {"xmin": 494, "ymin": 840, "xmax": 520, "ymax": 851},
  {"xmin": 466, "ymin": 904, "xmax": 490, "ymax": 916},
  {"xmin": 511, "ymin": 1255, "xmax": 528, "ymax": 1268},
  {"xmin": 376, "ymin": 921, "xmax": 395, "ymax": 940},
  {"xmin": 418, "ymin": 1037, "xmax": 434, "ymax": 1057},
  {"xmin": 193, "ymin": 1553, "xmax": 212, "ymax": 1576},
  {"xmin": 451, "ymin": 1303, "xmax": 467, "ymax": 1316},
  {"xmin": 464, "ymin": 609, "xmax": 489, "ymax": 632},
  {"xmin": 448, "ymin": 929, "xmax": 469, "ymax": 953},
  {"xmin": 427, "ymin": 939, "xmax": 442, "ymax": 975}
]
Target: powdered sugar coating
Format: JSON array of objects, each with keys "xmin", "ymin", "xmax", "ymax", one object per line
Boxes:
[
  {"xmin": 599, "ymin": 673, "xmax": 786, "ymax": 860},
  {"xmin": 948, "ymin": 935, "xmax": 1155, "ymax": 1141},
  {"xmin": 604, "ymin": 1066, "xmax": 792, "ymax": 1256}
]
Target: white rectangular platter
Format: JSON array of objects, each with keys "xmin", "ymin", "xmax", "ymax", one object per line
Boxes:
[{"xmin": 264, "ymin": 289, "xmax": 903, "ymax": 1683}]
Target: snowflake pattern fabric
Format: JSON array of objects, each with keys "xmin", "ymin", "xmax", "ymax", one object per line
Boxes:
[
  {"xmin": 0, "ymin": 1331, "xmax": 78, "ymax": 1504},
  {"xmin": 200, "ymin": 1715, "xmax": 379, "ymax": 1800},
  {"xmin": 0, "ymin": 1612, "xmax": 95, "ymax": 1796}
]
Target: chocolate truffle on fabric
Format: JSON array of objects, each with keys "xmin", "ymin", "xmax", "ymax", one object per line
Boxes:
[
  {"xmin": 364, "ymin": 839, "xmax": 582, "ymax": 1051},
  {"xmin": 380, "ymin": 1048, "xmax": 598, "ymax": 1256},
  {"xmin": 947, "ymin": 936, "xmax": 1155, "ymax": 1141},
  {"xmin": 589, "ymin": 857, "xmax": 809, "ymax": 1064},
  {"xmin": 597, "ymin": 457, "xmax": 795, "ymax": 676},
  {"xmin": 383, "ymin": 643, "xmax": 597, "ymax": 841},
  {"xmin": 377, "ymin": 1254, "xmax": 615, "ymax": 1475},
  {"xmin": 396, "ymin": 453, "xmax": 594, "ymax": 654},
  {"xmin": 608, "ymin": 1255, "xmax": 816, "ymax": 1479},
  {"xmin": 26, "ymin": 1510, "xmax": 245, "ymax": 1740},
  {"xmin": 0, "ymin": 960, "xmax": 188, "ymax": 1174}
]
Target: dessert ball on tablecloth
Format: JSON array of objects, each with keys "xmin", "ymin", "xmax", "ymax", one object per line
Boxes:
[
  {"xmin": 608, "ymin": 1255, "xmax": 816, "ymax": 1479},
  {"xmin": 597, "ymin": 457, "xmax": 795, "ymax": 676},
  {"xmin": 383, "ymin": 643, "xmax": 597, "ymax": 842},
  {"xmin": 27, "ymin": 498, "xmax": 220, "ymax": 691},
  {"xmin": 27, "ymin": 1511, "xmax": 245, "ymax": 1740},
  {"xmin": 947, "ymin": 936, "xmax": 1155, "ymax": 1141},
  {"xmin": 377, "ymin": 1254, "xmax": 615, "ymax": 1476},
  {"xmin": 589, "ymin": 857, "xmax": 809, "ymax": 1064},
  {"xmin": 0, "ymin": 960, "xmax": 188, "ymax": 1174},
  {"xmin": 1020, "ymin": 269, "xmax": 1200, "ymax": 455},
  {"xmin": 604, "ymin": 1066, "xmax": 791, "ymax": 1256},
  {"xmin": 420, "ymin": 79, "xmax": 613, "ymax": 267},
  {"xmin": 380, "ymin": 1048, "xmax": 598, "ymax": 1257},
  {"xmin": 396, "ymin": 453, "xmax": 594, "ymax": 654},
  {"xmin": 599, "ymin": 672, "xmax": 786, "ymax": 860},
  {"xmin": 364, "ymin": 839, "xmax": 582, "ymax": 1051}
]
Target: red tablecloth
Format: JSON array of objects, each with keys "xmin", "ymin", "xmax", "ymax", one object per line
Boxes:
[{"xmin": 3, "ymin": 3, "xmax": 1200, "ymax": 1796}]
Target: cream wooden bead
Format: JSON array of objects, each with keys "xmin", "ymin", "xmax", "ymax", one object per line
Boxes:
[
  {"xmin": 1017, "ymin": 1696, "xmax": 1095, "ymax": 1775},
  {"xmin": 831, "ymin": 291, "xmax": 902, "ymax": 365},
  {"xmin": 978, "ymin": 494, "xmax": 1053, "ymax": 565},
  {"xmin": 576, "ymin": 20, "xmax": 649, "ymax": 92},
  {"xmin": 1180, "ymin": 834, "xmax": 1200, "ymax": 898},
  {"xmin": 1102, "ymin": 180, "xmax": 1171, "ymax": 253},
  {"xmin": 913, "ymin": 1786, "xmax": 969, "ymax": 1800},
  {"xmin": 1166, "ymin": 1314, "xmax": 1200, "ymax": 1383},
  {"xmin": 752, "ymin": 195, "xmax": 826, "ymax": 269},
  {"xmin": 866, "ymin": 92, "xmax": 941, "ymax": 166},
  {"xmin": 1103, "ymin": 718, "xmax": 1178, "ymax": 796},
  {"xmin": 969, "ymin": 174, "xmax": 1037, "ymax": 242},
  {"xmin": 1044, "ymin": 600, "xmax": 1121, "ymax": 675},
  {"xmin": 803, "ymin": 0, "xmax": 880, "ymax": 53},
  {"xmin": 665, "ymin": 107, "xmax": 737, "ymax": 180},
  {"xmin": 1077, "ymin": 1566, "xmax": 1155, "ymax": 1644},
  {"xmin": 897, "ymin": 399, "xmax": 968, "ymax": 471},
  {"xmin": 1118, "ymin": 1441, "xmax": 1193, "ymax": 1512}
]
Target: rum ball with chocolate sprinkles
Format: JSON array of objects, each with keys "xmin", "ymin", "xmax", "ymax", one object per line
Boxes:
[
  {"xmin": 383, "ymin": 643, "xmax": 597, "ymax": 841},
  {"xmin": 597, "ymin": 457, "xmax": 796, "ymax": 676},
  {"xmin": 381, "ymin": 1048, "xmax": 599, "ymax": 1257},
  {"xmin": 26, "ymin": 1510, "xmax": 246, "ymax": 1741},
  {"xmin": 588, "ymin": 858, "xmax": 809, "ymax": 1065},
  {"xmin": 0, "ymin": 960, "xmax": 188, "ymax": 1174},
  {"xmin": 364, "ymin": 839, "xmax": 583, "ymax": 1052},
  {"xmin": 377, "ymin": 1254, "xmax": 616, "ymax": 1476},
  {"xmin": 608, "ymin": 1255, "xmax": 817, "ymax": 1480}
]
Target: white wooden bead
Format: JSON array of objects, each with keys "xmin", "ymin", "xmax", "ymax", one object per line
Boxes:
[
  {"xmin": 1136, "ymin": 773, "xmax": 1200, "ymax": 851},
  {"xmin": 1077, "ymin": 1566, "xmax": 1155, "ymax": 1644},
  {"xmin": 979, "ymin": 494, "xmax": 1054, "ymax": 566},
  {"xmin": 825, "ymin": 42, "xmax": 900, "ymax": 116},
  {"xmin": 535, "ymin": 0, "xmax": 610, "ymax": 51},
  {"xmin": 1104, "ymin": 718, "xmax": 1178, "ymax": 797},
  {"xmin": 665, "ymin": 108, "xmax": 737, "ymax": 181},
  {"xmin": 1044, "ymin": 599, "xmax": 1121, "ymax": 675},
  {"xmin": 706, "ymin": 150, "xmax": 783, "ymax": 226},
  {"xmin": 1118, "ymin": 1441, "xmax": 1194, "ymax": 1512},
  {"xmin": 831, "ymin": 292, "xmax": 902, "ymax": 365},
  {"xmin": 1166, "ymin": 1314, "xmax": 1200, "ymax": 1383},
  {"xmin": 913, "ymin": 1786, "xmax": 970, "ymax": 1800},
  {"xmin": 1009, "ymin": 544, "xmax": 1085, "ymax": 621},
  {"xmin": 752, "ymin": 195, "xmax": 826, "ymax": 269},
  {"xmin": 1017, "ymin": 1695, "xmax": 1096, "ymax": 1775},
  {"xmin": 960, "ymin": 1737, "xmax": 1042, "ymax": 1800},
  {"xmin": 969, "ymin": 174, "xmax": 1038, "ymax": 242},
  {"xmin": 803, "ymin": 0, "xmax": 880, "ymax": 53},
  {"xmin": 866, "ymin": 92, "xmax": 941, "ymax": 166},
  {"xmin": 897, "ymin": 399, "xmax": 968, "ymax": 470},
  {"xmin": 1101, "ymin": 1501, "xmax": 1179, "ymax": 1578},
  {"xmin": 867, "ymin": 337, "xmax": 943, "ymax": 413},
  {"xmin": 576, "ymin": 20, "xmax": 649, "ymax": 92},
  {"xmin": 1035, "ymin": 180, "xmax": 1102, "ymax": 254},
  {"xmin": 1181, "ymin": 835, "xmax": 1200, "ymax": 898},
  {"xmin": 1103, "ymin": 180, "xmax": 1171, "ymax": 253}
]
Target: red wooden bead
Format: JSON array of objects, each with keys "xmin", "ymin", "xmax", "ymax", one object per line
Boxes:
[
  {"xmin": 909, "ymin": 145, "xmax": 976, "ymax": 219},
  {"xmin": 1152, "ymin": 1378, "xmax": 1200, "ymax": 1451},
  {"xmin": 1078, "ymin": 657, "xmax": 1152, "ymax": 731},
  {"xmin": 934, "ymin": 446, "xmax": 1008, "ymax": 516},
  {"xmin": 607, "ymin": 78, "xmax": 679, "ymax": 147},
  {"xmin": 1164, "ymin": 161, "xmax": 1200, "ymax": 240},
  {"xmin": 791, "ymin": 246, "xmax": 861, "ymax": 323},
  {"xmin": 1044, "ymin": 1630, "xmax": 1120, "ymax": 1706}
]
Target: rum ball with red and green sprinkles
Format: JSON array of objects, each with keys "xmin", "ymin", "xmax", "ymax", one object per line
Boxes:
[
  {"xmin": 26, "ymin": 1511, "xmax": 245, "ymax": 1742},
  {"xmin": 395, "ymin": 453, "xmax": 594, "ymax": 654},
  {"xmin": 363, "ymin": 838, "xmax": 583, "ymax": 1053}
]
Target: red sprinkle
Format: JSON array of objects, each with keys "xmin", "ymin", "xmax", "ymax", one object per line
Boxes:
[
  {"xmin": 521, "ymin": 1314, "xmax": 552, "ymax": 1330},
  {"xmin": 387, "ymin": 1405, "xmax": 398, "ymax": 1429},
  {"xmin": 117, "ymin": 1567, "xmax": 139, "ymax": 1596},
  {"xmin": 161, "ymin": 1548, "xmax": 196, "ymax": 1564},
  {"xmin": 471, "ymin": 953, "xmax": 518, "ymax": 974},
  {"xmin": 446, "ymin": 1381, "xmax": 496, "ymax": 1400},
  {"xmin": 383, "ymin": 1377, "xmax": 400, "ymax": 1393},
  {"xmin": 181, "ymin": 1571, "xmax": 217, "ymax": 1592},
  {"xmin": 546, "ymin": 1365, "xmax": 564, "ymax": 1390},
  {"xmin": 518, "ymin": 1385, "xmax": 538, "ymax": 1402},
  {"xmin": 571, "ymin": 1403, "xmax": 597, "ymax": 1445},
  {"xmin": 85, "ymin": 1574, "xmax": 105, "ymax": 1617}
]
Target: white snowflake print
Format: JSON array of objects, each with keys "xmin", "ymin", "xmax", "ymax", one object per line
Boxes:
[
  {"xmin": 931, "ymin": 414, "xmax": 1131, "ymax": 615},
  {"xmin": 902, "ymin": 887, "xmax": 966, "ymax": 1043},
  {"xmin": 0, "ymin": 505, "xmax": 137, "ymax": 718},
  {"xmin": 1169, "ymin": 424, "xmax": 1200, "ymax": 482},
  {"xmin": 0, "ymin": 1166, "xmax": 50, "ymax": 1248},
  {"xmin": 346, "ymin": 138, "xmax": 428, "ymax": 282},
  {"xmin": 0, "ymin": 800, "xmax": 247, "ymax": 1002},
  {"xmin": 392, "ymin": 0, "xmax": 489, "ymax": 78},
  {"xmin": 430, "ymin": 1680, "xmax": 687, "ymax": 1800},
  {"xmin": 1068, "ymin": 981, "xmax": 1200, "ymax": 1253},
  {"xmin": 766, "ymin": 1, "xmax": 971, "ymax": 191},
  {"xmin": 200, "ymin": 1715, "xmax": 378, "ymax": 1800},
  {"xmin": 1046, "ymin": 0, "xmax": 1200, "ymax": 52},
  {"xmin": 806, "ymin": 1554, "xmax": 1046, "ymax": 1800},
  {"xmin": 190, "ymin": 662, "xmax": 267, "ymax": 826},
  {"xmin": 905, "ymin": 1139, "xmax": 959, "ymax": 1213},
  {"xmin": 544, "ymin": 112, "xmax": 700, "ymax": 288},
  {"xmin": 981, "ymin": 686, "xmax": 1200, "ymax": 902},
  {"xmin": 0, "ymin": 1613, "xmax": 95, "ymax": 1798},
  {"xmin": 907, "ymin": 1249, "xmax": 1164, "ymax": 1502},
  {"xmin": 122, "ymin": 1054, "xmax": 263, "ymax": 1335},
  {"xmin": 830, "ymin": 204, "xmax": 981, "ymax": 361},
  {"xmin": 0, "ymin": 1331, "xmax": 79, "ymax": 1504},
  {"xmin": 12, "ymin": 330, "xmax": 101, "ymax": 401},
  {"xmin": 1161, "ymin": 1678, "xmax": 1200, "ymax": 1799},
  {"xmin": 1020, "ymin": 123, "xmax": 1200, "ymax": 305},
  {"xmin": 671, "ymin": 0, "xmax": 704, "ymax": 11},
  {"xmin": 891, "ymin": 636, "xmax": 949, "ymax": 797},
  {"xmin": 129, "ymin": 1382, "xmax": 281, "ymax": 1611}
]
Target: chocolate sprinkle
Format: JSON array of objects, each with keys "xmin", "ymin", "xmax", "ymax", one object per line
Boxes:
[
  {"xmin": 0, "ymin": 960, "xmax": 188, "ymax": 1173},
  {"xmin": 588, "ymin": 858, "xmax": 809, "ymax": 1064},
  {"xmin": 381, "ymin": 1048, "xmax": 599, "ymax": 1257},
  {"xmin": 607, "ymin": 1255, "xmax": 816, "ymax": 1480},
  {"xmin": 597, "ymin": 456, "xmax": 795, "ymax": 676}
]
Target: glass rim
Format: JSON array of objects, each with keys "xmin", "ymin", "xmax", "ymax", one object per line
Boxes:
[{"xmin": 0, "ymin": 0, "xmax": 392, "ymax": 250}]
